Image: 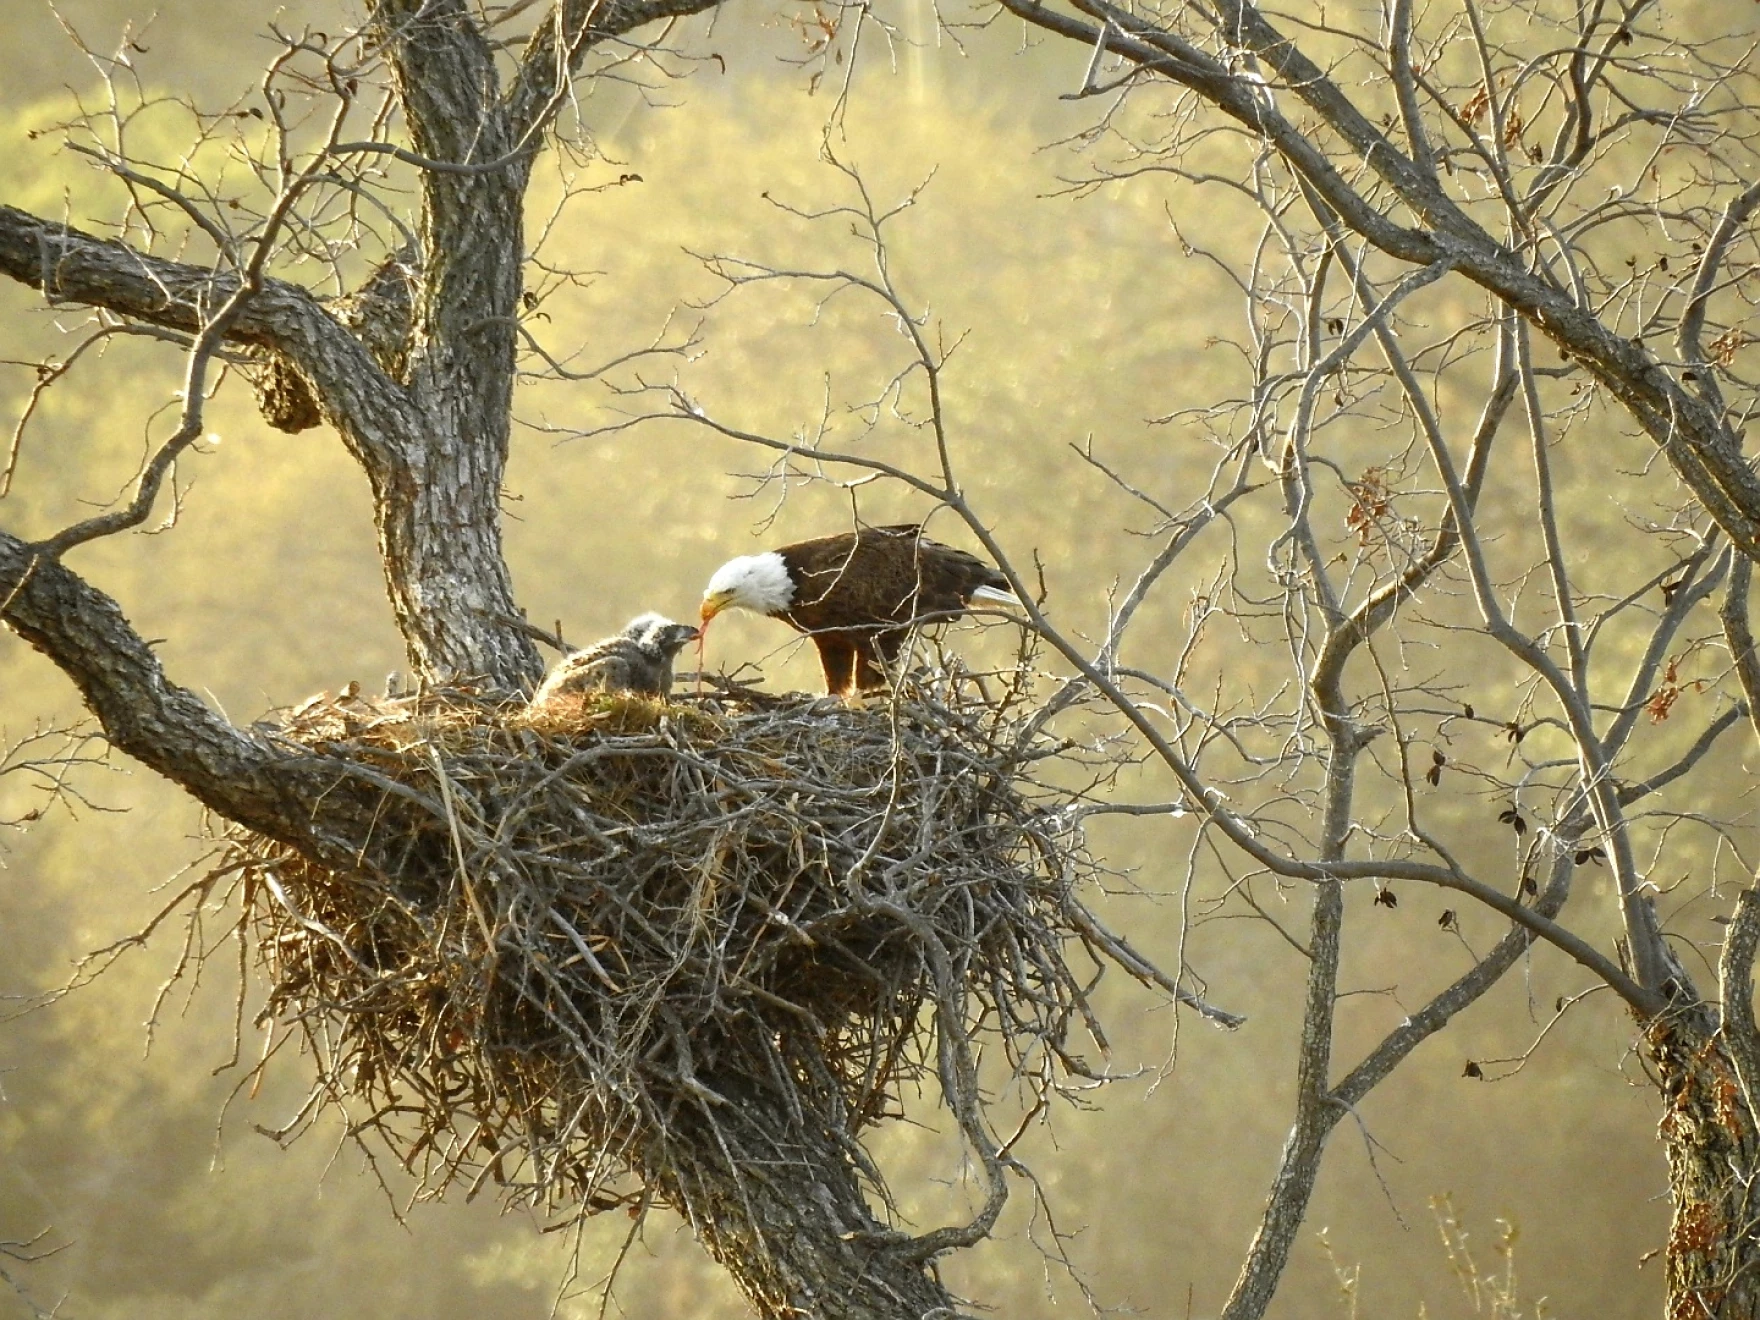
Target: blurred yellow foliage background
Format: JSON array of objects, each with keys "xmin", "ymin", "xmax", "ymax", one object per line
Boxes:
[{"xmin": 0, "ymin": 1, "xmax": 1706, "ymax": 1316}]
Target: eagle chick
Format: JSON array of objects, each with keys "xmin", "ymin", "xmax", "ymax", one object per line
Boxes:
[{"xmin": 531, "ymin": 613, "xmax": 700, "ymax": 703}]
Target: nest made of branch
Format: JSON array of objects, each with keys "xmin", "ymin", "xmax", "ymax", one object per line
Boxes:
[{"xmin": 219, "ymin": 667, "xmax": 1100, "ymax": 1214}]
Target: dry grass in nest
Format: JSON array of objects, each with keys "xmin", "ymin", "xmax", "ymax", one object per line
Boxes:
[{"xmin": 214, "ymin": 664, "xmax": 1110, "ymax": 1216}]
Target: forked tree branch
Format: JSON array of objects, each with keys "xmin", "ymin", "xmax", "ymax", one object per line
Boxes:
[
  {"xmin": 1225, "ymin": 842, "xmax": 1583, "ymax": 1319},
  {"xmin": 0, "ymin": 531, "xmax": 373, "ymax": 862},
  {"xmin": 998, "ymin": 0, "xmax": 1760, "ymax": 561},
  {"xmin": 508, "ymin": 0, "xmax": 732, "ymax": 137},
  {"xmin": 0, "ymin": 204, "xmax": 411, "ymax": 466}
]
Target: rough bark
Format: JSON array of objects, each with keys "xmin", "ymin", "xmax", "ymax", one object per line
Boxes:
[
  {"xmin": 1652, "ymin": 1020, "xmax": 1760, "ymax": 1320},
  {"xmin": 1643, "ymin": 889, "xmax": 1760, "ymax": 1320},
  {"xmin": 1650, "ymin": 559, "xmax": 1760, "ymax": 1316},
  {"xmin": 0, "ymin": 205, "xmax": 411, "ymax": 452},
  {"xmin": 655, "ymin": 1068, "xmax": 964, "ymax": 1320}
]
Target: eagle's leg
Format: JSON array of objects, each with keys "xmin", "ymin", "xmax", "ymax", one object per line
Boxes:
[
  {"xmin": 852, "ymin": 646, "xmax": 889, "ymax": 693},
  {"xmin": 814, "ymin": 634, "xmax": 858, "ymax": 698}
]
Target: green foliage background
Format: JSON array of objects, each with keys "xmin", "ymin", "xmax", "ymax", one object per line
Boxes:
[{"xmin": 0, "ymin": 1, "xmax": 1704, "ymax": 1315}]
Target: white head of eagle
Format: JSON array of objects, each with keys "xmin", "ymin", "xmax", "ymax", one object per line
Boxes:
[{"xmin": 701, "ymin": 552, "xmax": 796, "ymax": 619}]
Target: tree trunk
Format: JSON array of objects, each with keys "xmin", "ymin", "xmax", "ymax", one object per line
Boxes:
[
  {"xmin": 1651, "ymin": 1018, "xmax": 1760, "ymax": 1320},
  {"xmin": 1653, "ymin": 888, "xmax": 1760, "ymax": 1320},
  {"xmin": 654, "ymin": 1069, "xmax": 963, "ymax": 1320}
]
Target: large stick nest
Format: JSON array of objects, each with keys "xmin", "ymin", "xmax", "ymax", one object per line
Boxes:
[{"xmin": 220, "ymin": 666, "xmax": 1107, "ymax": 1216}]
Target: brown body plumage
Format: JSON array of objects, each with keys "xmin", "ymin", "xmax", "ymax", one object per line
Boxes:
[{"xmin": 700, "ymin": 524, "xmax": 1018, "ymax": 695}]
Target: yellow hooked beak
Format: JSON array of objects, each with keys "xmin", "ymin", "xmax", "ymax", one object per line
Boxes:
[{"xmin": 700, "ymin": 589, "xmax": 735, "ymax": 625}]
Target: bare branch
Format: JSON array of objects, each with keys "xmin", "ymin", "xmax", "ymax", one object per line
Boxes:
[
  {"xmin": 0, "ymin": 204, "xmax": 409, "ymax": 466},
  {"xmin": 0, "ymin": 530, "xmax": 372, "ymax": 862}
]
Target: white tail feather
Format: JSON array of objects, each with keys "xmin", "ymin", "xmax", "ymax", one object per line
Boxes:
[{"xmin": 969, "ymin": 584, "xmax": 1019, "ymax": 606}]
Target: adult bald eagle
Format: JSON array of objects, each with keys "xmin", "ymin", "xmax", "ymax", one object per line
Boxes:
[
  {"xmin": 531, "ymin": 613, "xmax": 700, "ymax": 703},
  {"xmin": 699, "ymin": 525, "xmax": 1018, "ymax": 696}
]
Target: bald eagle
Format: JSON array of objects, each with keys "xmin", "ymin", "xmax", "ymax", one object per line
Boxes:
[
  {"xmin": 699, "ymin": 525, "xmax": 1018, "ymax": 696},
  {"xmin": 531, "ymin": 613, "xmax": 700, "ymax": 703}
]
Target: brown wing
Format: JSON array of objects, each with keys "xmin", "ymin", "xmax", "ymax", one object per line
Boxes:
[
  {"xmin": 855, "ymin": 525, "xmax": 1010, "ymax": 617},
  {"xmin": 779, "ymin": 526, "xmax": 948, "ymax": 627},
  {"xmin": 779, "ymin": 525, "xmax": 1009, "ymax": 691},
  {"xmin": 913, "ymin": 537, "xmax": 1012, "ymax": 616}
]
